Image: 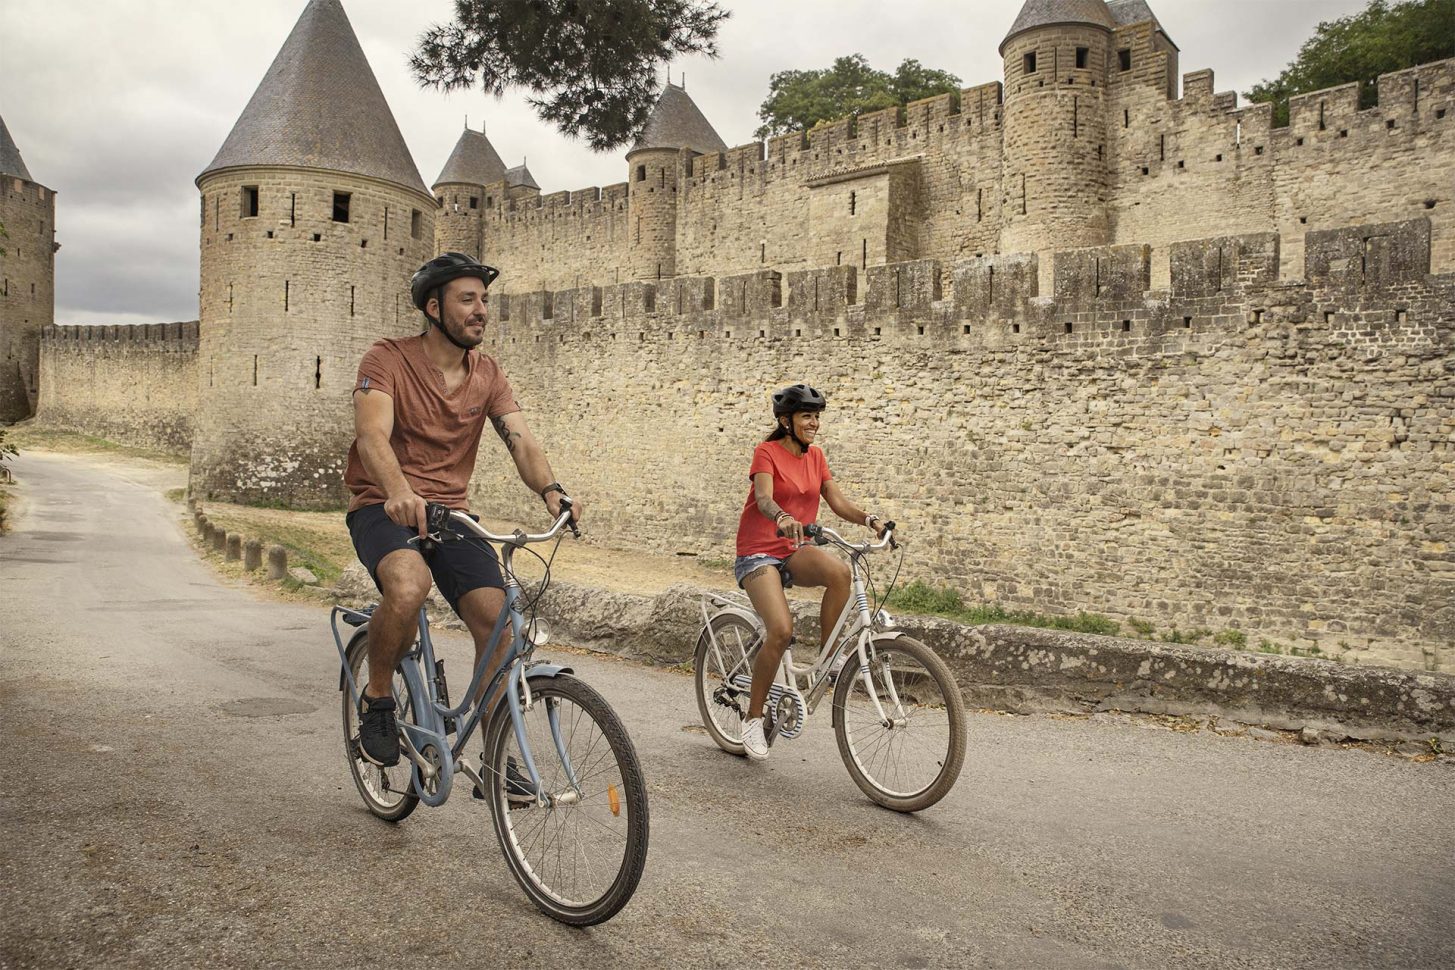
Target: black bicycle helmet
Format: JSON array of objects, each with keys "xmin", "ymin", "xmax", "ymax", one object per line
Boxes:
[
  {"xmin": 772, "ymin": 383, "xmax": 827, "ymax": 417},
  {"xmin": 409, "ymin": 252, "xmax": 500, "ymax": 317}
]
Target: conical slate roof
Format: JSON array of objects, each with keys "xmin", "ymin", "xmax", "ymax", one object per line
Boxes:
[
  {"xmin": 1107, "ymin": 0, "xmax": 1175, "ymax": 48},
  {"xmin": 629, "ymin": 83, "xmax": 726, "ymax": 157},
  {"xmin": 1000, "ymin": 0, "xmax": 1116, "ymax": 52},
  {"xmin": 434, "ymin": 127, "xmax": 507, "ymax": 188},
  {"xmin": 0, "ymin": 114, "xmax": 33, "ymax": 182},
  {"xmin": 198, "ymin": 0, "xmax": 428, "ymax": 196},
  {"xmin": 504, "ymin": 163, "xmax": 539, "ymax": 191}
]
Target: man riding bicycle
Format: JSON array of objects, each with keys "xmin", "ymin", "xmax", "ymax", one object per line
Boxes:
[{"xmin": 344, "ymin": 252, "xmax": 582, "ymax": 770}]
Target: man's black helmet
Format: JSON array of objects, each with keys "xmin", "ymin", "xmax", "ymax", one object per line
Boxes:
[
  {"xmin": 772, "ymin": 383, "xmax": 827, "ymax": 417},
  {"xmin": 410, "ymin": 252, "xmax": 500, "ymax": 313}
]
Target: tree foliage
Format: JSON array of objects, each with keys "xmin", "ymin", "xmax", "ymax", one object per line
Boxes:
[
  {"xmin": 411, "ymin": 0, "xmax": 730, "ymax": 152},
  {"xmin": 1245, "ymin": 0, "xmax": 1454, "ymax": 127},
  {"xmin": 754, "ymin": 55, "xmax": 961, "ymax": 139}
]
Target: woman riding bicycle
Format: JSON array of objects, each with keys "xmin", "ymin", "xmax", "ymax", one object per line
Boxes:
[{"xmin": 733, "ymin": 383, "xmax": 890, "ymax": 761}]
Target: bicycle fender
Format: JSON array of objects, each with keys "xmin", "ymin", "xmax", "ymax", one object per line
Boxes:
[
  {"xmin": 338, "ymin": 627, "xmax": 369, "ymax": 693},
  {"xmin": 524, "ymin": 663, "xmax": 575, "ymax": 680},
  {"xmin": 830, "ymin": 631, "xmax": 909, "ymax": 729}
]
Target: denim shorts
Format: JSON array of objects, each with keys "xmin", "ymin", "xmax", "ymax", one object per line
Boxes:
[{"xmin": 734, "ymin": 554, "xmax": 794, "ymax": 589}]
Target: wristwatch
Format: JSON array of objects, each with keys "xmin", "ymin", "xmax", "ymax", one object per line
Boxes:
[{"xmin": 540, "ymin": 482, "xmax": 567, "ymax": 500}]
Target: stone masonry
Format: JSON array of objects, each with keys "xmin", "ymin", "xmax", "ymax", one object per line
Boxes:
[
  {"xmin": 28, "ymin": 0, "xmax": 1455, "ymax": 671},
  {"xmin": 0, "ymin": 115, "xmax": 58, "ymax": 422}
]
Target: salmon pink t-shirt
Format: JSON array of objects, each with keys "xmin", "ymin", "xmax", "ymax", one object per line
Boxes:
[
  {"xmin": 344, "ymin": 336, "xmax": 519, "ymax": 513},
  {"xmin": 735, "ymin": 440, "xmax": 832, "ymax": 558}
]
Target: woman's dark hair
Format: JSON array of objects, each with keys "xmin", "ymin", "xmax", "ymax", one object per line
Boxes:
[{"xmin": 765, "ymin": 416, "xmax": 789, "ymax": 442}]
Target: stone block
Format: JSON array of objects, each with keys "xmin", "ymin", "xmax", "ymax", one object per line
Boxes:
[
  {"xmin": 265, "ymin": 544, "xmax": 287, "ymax": 580},
  {"xmin": 225, "ymin": 532, "xmax": 242, "ymax": 561},
  {"xmin": 243, "ymin": 538, "xmax": 263, "ymax": 571}
]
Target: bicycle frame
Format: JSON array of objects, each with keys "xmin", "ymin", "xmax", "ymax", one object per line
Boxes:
[
  {"xmin": 333, "ymin": 508, "xmax": 582, "ymax": 809},
  {"xmin": 701, "ymin": 525, "xmax": 907, "ymax": 727}
]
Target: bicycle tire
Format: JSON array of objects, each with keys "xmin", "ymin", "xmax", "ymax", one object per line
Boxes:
[
  {"xmin": 693, "ymin": 612, "xmax": 762, "ymax": 756},
  {"xmin": 832, "ymin": 635, "xmax": 966, "ymax": 813},
  {"xmin": 484, "ymin": 673, "xmax": 649, "ymax": 926},
  {"xmin": 342, "ymin": 630, "xmax": 420, "ymax": 823}
]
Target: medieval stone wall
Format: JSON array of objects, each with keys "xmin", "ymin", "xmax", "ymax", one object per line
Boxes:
[
  {"xmin": 469, "ymin": 219, "xmax": 1453, "ymax": 673},
  {"xmin": 468, "ymin": 56, "xmax": 1453, "ymax": 304},
  {"xmin": 0, "ymin": 175, "xmax": 56, "ymax": 421},
  {"xmin": 35, "ymin": 322, "xmax": 198, "ymax": 453}
]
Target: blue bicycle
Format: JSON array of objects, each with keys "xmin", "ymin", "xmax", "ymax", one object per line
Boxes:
[{"xmin": 332, "ymin": 500, "xmax": 649, "ymax": 925}]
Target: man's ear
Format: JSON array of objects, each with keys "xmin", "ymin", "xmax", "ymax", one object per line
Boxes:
[{"xmin": 426, "ymin": 295, "xmax": 440, "ymax": 321}]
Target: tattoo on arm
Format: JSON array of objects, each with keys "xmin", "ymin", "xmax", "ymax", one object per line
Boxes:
[
  {"xmin": 492, "ymin": 415, "xmax": 522, "ymax": 455},
  {"xmin": 761, "ymin": 499, "xmax": 785, "ymax": 521}
]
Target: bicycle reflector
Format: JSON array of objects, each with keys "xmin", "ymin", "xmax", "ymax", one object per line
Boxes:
[{"xmin": 608, "ymin": 783, "xmax": 621, "ymax": 816}]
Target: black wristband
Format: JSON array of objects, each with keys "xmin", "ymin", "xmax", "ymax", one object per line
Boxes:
[{"xmin": 540, "ymin": 482, "xmax": 566, "ymax": 500}]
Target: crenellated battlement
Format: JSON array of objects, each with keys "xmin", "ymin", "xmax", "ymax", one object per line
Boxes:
[
  {"xmin": 487, "ymin": 220, "xmax": 1440, "ymax": 338},
  {"xmin": 41, "ymin": 321, "xmax": 199, "ymax": 346}
]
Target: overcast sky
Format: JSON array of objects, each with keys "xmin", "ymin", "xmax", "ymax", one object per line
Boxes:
[{"xmin": 0, "ymin": 0, "xmax": 1371, "ymax": 326}]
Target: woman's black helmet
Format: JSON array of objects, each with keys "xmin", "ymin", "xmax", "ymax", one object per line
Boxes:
[
  {"xmin": 410, "ymin": 252, "xmax": 500, "ymax": 316},
  {"xmin": 772, "ymin": 383, "xmax": 827, "ymax": 417}
]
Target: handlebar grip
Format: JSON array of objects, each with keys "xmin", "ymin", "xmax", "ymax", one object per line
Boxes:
[{"xmin": 559, "ymin": 496, "xmax": 581, "ymax": 537}]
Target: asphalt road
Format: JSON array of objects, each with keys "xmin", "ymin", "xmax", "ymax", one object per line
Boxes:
[{"xmin": 2, "ymin": 452, "xmax": 1452, "ymax": 970}]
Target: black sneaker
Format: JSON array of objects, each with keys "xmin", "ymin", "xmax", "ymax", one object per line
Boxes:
[
  {"xmin": 357, "ymin": 693, "xmax": 400, "ymax": 767},
  {"xmin": 473, "ymin": 755, "xmax": 540, "ymax": 806}
]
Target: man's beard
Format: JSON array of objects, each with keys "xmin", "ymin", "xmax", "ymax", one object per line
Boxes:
[{"xmin": 441, "ymin": 313, "xmax": 485, "ymax": 349}]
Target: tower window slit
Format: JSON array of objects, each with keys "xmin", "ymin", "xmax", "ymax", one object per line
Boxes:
[
  {"xmin": 350, "ymin": 285, "xmax": 355, "ymax": 317},
  {"xmin": 315, "ymin": 357, "xmax": 322, "ymax": 390},
  {"xmin": 290, "ymin": 193, "xmax": 296, "ymax": 227},
  {"xmin": 252, "ymin": 355, "xmax": 258, "ymax": 386},
  {"xmin": 332, "ymin": 192, "xmax": 351, "ymax": 223}
]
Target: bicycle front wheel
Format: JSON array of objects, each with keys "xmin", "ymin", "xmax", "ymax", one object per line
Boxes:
[
  {"xmin": 342, "ymin": 630, "xmax": 420, "ymax": 823},
  {"xmin": 484, "ymin": 673, "xmax": 649, "ymax": 926},
  {"xmin": 832, "ymin": 635, "xmax": 966, "ymax": 813}
]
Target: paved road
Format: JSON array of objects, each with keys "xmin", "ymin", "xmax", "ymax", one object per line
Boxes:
[{"xmin": 2, "ymin": 452, "xmax": 1452, "ymax": 970}]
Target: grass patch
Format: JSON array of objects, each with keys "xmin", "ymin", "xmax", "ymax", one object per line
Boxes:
[
  {"xmin": 0, "ymin": 485, "xmax": 11, "ymax": 534},
  {"xmin": 7, "ymin": 426, "xmax": 186, "ymax": 466},
  {"xmin": 197, "ymin": 501, "xmax": 353, "ymax": 587},
  {"xmin": 885, "ymin": 581, "xmax": 1121, "ymax": 636}
]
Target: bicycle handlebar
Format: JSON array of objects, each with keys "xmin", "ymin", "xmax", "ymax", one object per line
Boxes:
[
  {"xmin": 803, "ymin": 521, "xmax": 897, "ymax": 554},
  {"xmin": 417, "ymin": 498, "xmax": 580, "ymax": 548}
]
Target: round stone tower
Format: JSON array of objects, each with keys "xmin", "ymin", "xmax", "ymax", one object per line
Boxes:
[
  {"xmin": 0, "ymin": 114, "xmax": 58, "ymax": 421},
  {"xmin": 625, "ymin": 83, "xmax": 726, "ymax": 282},
  {"xmin": 998, "ymin": 0, "xmax": 1115, "ymax": 257},
  {"xmin": 193, "ymin": 0, "xmax": 436, "ymax": 507},
  {"xmin": 432, "ymin": 125, "xmax": 508, "ymax": 262}
]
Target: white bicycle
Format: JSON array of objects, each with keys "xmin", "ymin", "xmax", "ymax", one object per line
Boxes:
[{"xmin": 693, "ymin": 523, "xmax": 966, "ymax": 812}]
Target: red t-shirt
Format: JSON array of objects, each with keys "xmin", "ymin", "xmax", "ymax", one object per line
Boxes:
[{"xmin": 735, "ymin": 440, "xmax": 833, "ymax": 558}]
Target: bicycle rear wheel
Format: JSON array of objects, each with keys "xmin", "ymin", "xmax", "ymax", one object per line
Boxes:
[
  {"xmin": 832, "ymin": 635, "xmax": 966, "ymax": 813},
  {"xmin": 693, "ymin": 612, "xmax": 762, "ymax": 756},
  {"xmin": 342, "ymin": 631, "xmax": 420, "ymax": 822},
  {"xmin": 484, "ymin": 673, "xmax": 649, "ymax": 926}
]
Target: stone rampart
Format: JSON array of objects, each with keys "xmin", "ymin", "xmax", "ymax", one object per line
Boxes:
[
  {"xmin": 478, "ymin": 58, "xmax": 1454, "ymax": 297},
  {"xmin": 35, "ymin": 321, "xmax": 199, "ymax": 454},
  {"xmin": 469, "ymin": 218, "xmax": 1454, "ymax": 672}
]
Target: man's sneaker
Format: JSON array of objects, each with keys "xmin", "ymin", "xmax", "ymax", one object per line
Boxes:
[
  {"xmin": 357, "ymin": 693, "xmax": 400, "ymax": 767},
  {"xmin": 473, "ymin": 755, "xmax": 540, "ymax": 807},
  {"xmin": 742, "ymin": 717, "xmax": 769, "ymax": 761}
]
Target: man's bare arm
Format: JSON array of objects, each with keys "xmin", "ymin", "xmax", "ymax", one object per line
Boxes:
[
  {"xmin": 354, "ymin": 388, "xmax": 426, "ymax": 535},
  {"xmin": 491, "ymin": 411, "xmax": 584, "ymax": 523}
]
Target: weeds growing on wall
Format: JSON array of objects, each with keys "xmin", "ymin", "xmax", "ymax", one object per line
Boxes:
[{"xmin": 885, "ymin": 581, "xmax": 1121, "ymax": 636}]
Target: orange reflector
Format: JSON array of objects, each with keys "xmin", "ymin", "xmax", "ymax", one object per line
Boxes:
[{"xmin": 607, "ymin": 783, "xmax": 621, "ymax": 816}]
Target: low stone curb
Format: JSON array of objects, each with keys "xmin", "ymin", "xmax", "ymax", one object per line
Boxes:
[
  {"xmin": 189, "ymin": 502, "xmax": 297, "ymax": 586},
  {"xmin": 331, "ymin": 565, "xmax": 1455, "ymax": 745}
]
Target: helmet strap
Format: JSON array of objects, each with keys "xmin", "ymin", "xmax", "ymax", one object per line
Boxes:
[
  {"xmin": 428, "ymin": 285, "xmax": 474, "ymax": 352},
  {"xmin": 782, "ymin": 415, "xmax": 810, "ymax": 454}
]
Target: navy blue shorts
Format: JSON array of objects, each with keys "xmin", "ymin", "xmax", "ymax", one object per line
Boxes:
[{"xmin": 346, "ymin": 503, "xmax": 504, "ymax": 614}]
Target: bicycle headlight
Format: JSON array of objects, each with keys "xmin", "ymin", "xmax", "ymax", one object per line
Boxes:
[
  {"xmin": 874, "ymin": 608, "xmax": 895, "ymax": 629},
  {"xmin": 525, "ymin": 618, "xmax": 552, "ymax": 647}
]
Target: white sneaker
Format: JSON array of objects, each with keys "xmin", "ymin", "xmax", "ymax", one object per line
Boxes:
[{"xmin": 741, "ymin": 717, "xmax": 769, "ymax": 761}]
